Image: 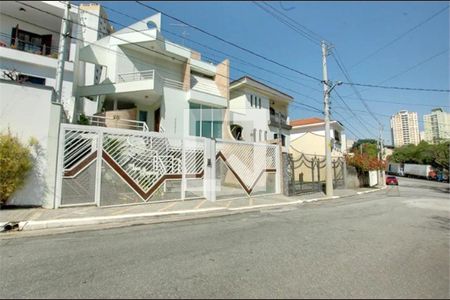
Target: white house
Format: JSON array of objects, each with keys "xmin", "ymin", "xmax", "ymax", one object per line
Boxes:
[
  {"xmin": 228, "ymin": 76, "xmax": 292, "ymax": 150},
  {"xmin": 75, "ymin": 12, "xmax": 230, "ymax": 139},
  {"xmin": 0, "ymin": 1, "xmax": 113, "ymax": 122},
  {"xmin": 289, "ymin": 117, "xmax": 347, "ymax": 157}
]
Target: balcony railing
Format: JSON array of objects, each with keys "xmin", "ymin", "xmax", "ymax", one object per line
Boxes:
[
  {"xmin": 87, "ymin": 115, "xmax": 149, "ymax": 132},
  {"xmin": 0, "ymin": 33, "xmax": 59, "ymax": 58},
  {"xmin": 269, "ymin": 113, "xmax": 291, "ymax": 130},
  {"xmin": 117, "ymin": 70, "xmax": 155, "ymax": 83}
]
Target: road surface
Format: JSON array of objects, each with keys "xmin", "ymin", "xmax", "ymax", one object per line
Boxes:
[{"xmin": 1, "ymin": 177, "xmax": 449, "ymax": 298}]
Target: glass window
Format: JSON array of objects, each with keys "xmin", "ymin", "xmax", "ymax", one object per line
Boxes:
[
  {"xmin": 259, "ymin": 98, "xmax": 261, "ymax": 109},
  {"xmin": 250, "ymin": 95, "xmax": 253, "ymax": 107},
  {"xmin": 189, "ymin": 103, "xmax": 222, "ymax": 139},
  {"xmin": 189, "ymin": 103, "xmax": 201, "ymax": 137}
]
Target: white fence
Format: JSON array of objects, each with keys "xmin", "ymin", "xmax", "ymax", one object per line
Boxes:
[{"xmin": 55, "ymin": 124, "xmax": 280, "ymax": 208}]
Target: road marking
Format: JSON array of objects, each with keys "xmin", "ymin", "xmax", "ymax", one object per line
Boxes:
[
  {"xmin": 194, "ymin": 200, "xmax": 206, "ymax": 209},
  {"xmin": 158, "ymin": 202, "xmax": 177, "ymax": 212}
]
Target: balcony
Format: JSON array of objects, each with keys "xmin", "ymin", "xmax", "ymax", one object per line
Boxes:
[
  {"xmin": 187, "ymin": 75, "xmax": 227, "ymax": 107},
  {"xmin": 269, "ymin": 113, "xmax": 292, "ymax": 130},
  {"xmin": 86, "ymin": 114, "xmax": 149, "ymax": 132}
]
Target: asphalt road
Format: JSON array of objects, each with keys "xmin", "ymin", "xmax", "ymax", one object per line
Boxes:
[{"xmin": 1, "ymin": 177, "xmax": 449, "ymax": 299}]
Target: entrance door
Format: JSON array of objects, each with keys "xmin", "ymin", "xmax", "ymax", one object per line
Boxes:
[{"xmin": 154, "ymin": 108, "xmax": 160, "ymax": 132}]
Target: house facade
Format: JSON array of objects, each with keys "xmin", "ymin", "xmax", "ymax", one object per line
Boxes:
[
  {"xmin": 76, "ymin": 13, "xmax": 230, "ymax": 139},
  {"xmin": 289, "ymin": 117, "xmax": 347, "ymax": 157},
  {"xmin": 228, "ymin": 76, "xmax": 292, "ymax": 150}
]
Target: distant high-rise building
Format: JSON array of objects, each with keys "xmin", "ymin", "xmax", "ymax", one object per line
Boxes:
[
  {"xmin": 390, "ymin": 110, "xmax": 420, "ymax": 147},
  {"xmin": 423, "ymin": 108, "xmax": 450, "ymax": 144}
]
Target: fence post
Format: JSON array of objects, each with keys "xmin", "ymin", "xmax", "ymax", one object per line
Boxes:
[
  {"xmin": 203, "ymin": 138, "xmax": 216, "ymax": 202},
  {"xmin": 316, "ymin": 158, "xmax": 321, "ymax": 192},
  {"xmin": 311, "ymin": 159, "xmax": 315, "ymax": 191},
  {"xmin": 275, "ymin": 144, "xmax": 281, "ymax": 194},
  {"xmin": 333, "ymin": 160, "xmax": 337, "ymax": 187},
  {"xmin": 94, "ymin": 129, "xmax": 103, "ymax": 206},
  {"xmin": 342, "ymin": 158, "xmax": 348, "ymax": 188},
  {"xmin": 54, "ymin": 124, "xmax": 66, "ymax": 209},
  {"xmin": 181, "ymin": 139, "xmax": 186, "ymax": 200}
]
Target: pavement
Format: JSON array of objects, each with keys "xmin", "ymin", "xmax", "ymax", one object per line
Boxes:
[
  {"xmin": 0, "ymin": 177, "xmax": 448, "ymax": 298},
  {"xmin": 0, "ymin": 186, "xmax": 382, "ymax": 234}
]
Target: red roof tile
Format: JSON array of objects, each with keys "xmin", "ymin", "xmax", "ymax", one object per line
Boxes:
[{"xmin": 290, "ymin": 117, "xmax": 324, "ymax": 127}]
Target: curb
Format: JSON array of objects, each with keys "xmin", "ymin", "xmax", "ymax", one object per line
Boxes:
[{"xmin": 2, "ymin": 188, "xmax": 385, "ymax": 233}]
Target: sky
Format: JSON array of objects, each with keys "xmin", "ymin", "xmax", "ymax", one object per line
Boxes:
[{"xmin": 78, "ymin": 1, "xmax": 449, "ymax": 145}]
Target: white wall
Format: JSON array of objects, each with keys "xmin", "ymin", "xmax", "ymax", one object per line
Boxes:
[
  {"xmin": 0, "ymin": 80, "xmax": 61, "ymax": 208},
  {"xmin": 162, "ymin": 86, "xmax": 188, "ymax": 137},
  {"xmin": 0, "ymin": 48, "xmax": 74, "ymax": 119}
]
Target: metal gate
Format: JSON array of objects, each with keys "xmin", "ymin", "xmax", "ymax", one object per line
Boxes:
[
  {"xmin": 288, "ymin": 148, "xmax": 345, "ymax": 194},
  {"xmin": 55, "ymin": 124, "xmax": 281, "ymax": 207}
]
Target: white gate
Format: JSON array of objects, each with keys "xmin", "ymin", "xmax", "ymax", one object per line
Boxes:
[{"xmin": 55, "ymin": 124, "xmax": 280, "ymax": 208}]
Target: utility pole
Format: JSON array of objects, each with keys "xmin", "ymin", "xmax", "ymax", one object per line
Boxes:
[
  {"xmin": 55, "ymin": 1, "xmax": 71, "ymax": 104},
  {"xmin": 378, "ymin": 125, "xmax": 385, "ymax": 187}
]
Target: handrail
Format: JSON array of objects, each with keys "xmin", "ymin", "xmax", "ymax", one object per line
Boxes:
[
  {"xmin": 117, "ymin": 70, "xmax": 154, "ymax": 83},
  {"xmin": 87, "ymin": 115, "xmax": 149, "ymax": 132}
]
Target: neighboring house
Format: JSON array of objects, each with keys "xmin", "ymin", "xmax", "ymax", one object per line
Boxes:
[
  {"xmin": 228, "ymin": 76, "xmax": 292, "ymax": 150},
  {"xmin": 289, "ymin": 117, "xmax": 347, "ymax": 157},
  {"xmin": 76, "ymin": 13, "xmax": 229, "ymax": 139},
  {"xmin": 0, "ymin": 1, "xmax": 113, "ymax": 122}
]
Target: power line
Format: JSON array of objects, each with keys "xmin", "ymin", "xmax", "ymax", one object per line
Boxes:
[
  {"xmin": 83, "ymin": 1, "xmax": 324, "ymax": 95},
  {"xmin": 134, "ymin": 1, "xmax": 323, "ymax": 82},
  {"xmin": 341, "ymin": 48, "xmax": 450, "ymax": 98},
  {"xmin": 341, "ymin": 82, "xmax": 450, "ymax": 93},
  {"xmin": 252, "ymin": 1, "xmax": 321, "ymax": 46},
  {"xmin": 11, "ymin": 4, "xmax": 325, "ymax": 116},
  {"xmin": 259, "ymin": 1, "xmax": 326, "ymax": 42},
  {"xmin": 350, "ymin": 5, "xmax": 450, "ymax": 70},
  {"xmin": 331, "ymin": 50, "xmax": 383, "ymax": 127},
  {"xmin": 340, "ymin": 96, "xmax": 450, "ymax": 108}
]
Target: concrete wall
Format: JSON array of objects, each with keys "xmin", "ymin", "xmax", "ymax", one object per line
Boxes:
[{"xmin": 0, "ymin": 80, "xmax": 61, "ymax": 208}]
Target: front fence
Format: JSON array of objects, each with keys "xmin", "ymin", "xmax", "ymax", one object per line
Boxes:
[
  {"xmin": 288, "ymin": 147, "xmax": 345, "ymax": 194},
  {"xmin": 55, "ymin": 124, "xmax": 280, "ymax": 208}
]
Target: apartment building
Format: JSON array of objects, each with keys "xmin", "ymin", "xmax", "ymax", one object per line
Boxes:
[
  {"xmin": 423, "ymin": 108, "xmax": 450, "ymax": 144},
  {"xmin": 390, "ymin": 110, "xmax": 420, "ymax": 147}
]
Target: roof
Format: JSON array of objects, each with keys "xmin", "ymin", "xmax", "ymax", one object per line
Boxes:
[
  {"xmin": 290, "ymin": 117, "xmax": 324, "ymax": 127},
  {"xmin": 290, "ymin": 117, "xmax": 345, "ymax": 129},
  {"xmin": 230, "ymin": 76, "xmax": 293, "ymax": 102}
]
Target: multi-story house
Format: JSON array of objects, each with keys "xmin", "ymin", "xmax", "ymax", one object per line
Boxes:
[
  {"xmin": 228, "ymin": 76, "xmax": 292, "ymax": 149},
  {"xmin": 423, "ymin": 108, "xmax": 450, "ymax": 144},
  {"xmin": 0, "ymin": 1, "xmax": 113, "ymax": 122},
  {"xmin": 289, "ymin": 117, "xmax": 347, "ymax": 157},
  {"xmin": 390, "ymin": 110, "xmax": 420, "ymax": 147},
  {"xmin": 76, "ymin": 13, "xmax": 229, "ymax": 138}
]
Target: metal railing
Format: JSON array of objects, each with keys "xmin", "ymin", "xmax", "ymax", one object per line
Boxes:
[
  {"xmin": 163, "ymin": 77, "xmax": 184, "ymax": 90},
  {"xmin": 0, "ymin": 32, "xmax": 60, "ymax": 57},
  {"xmin": 86, "ymin": 115, "xmax": 149, "ymax": 132},
  {"xmin": 269, "ymin": 113, "xmax": 289, "ymax": 125},
  {"xmin": 117, "ymin": 70, "xmax": 155, "ymax": 83}
]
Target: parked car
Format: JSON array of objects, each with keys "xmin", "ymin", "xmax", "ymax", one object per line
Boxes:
[{"xmin": 386, "ymin": 176, "xmax": 399, "ymax": 185}]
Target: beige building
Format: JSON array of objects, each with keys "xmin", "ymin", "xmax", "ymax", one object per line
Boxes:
[
  {"xmin": 390, "ymin": 110, "xmax": 420, "ymax": 147},
  {"xmin": 423, "ymin": 108, "xmax": 450, "ymax": 144}
]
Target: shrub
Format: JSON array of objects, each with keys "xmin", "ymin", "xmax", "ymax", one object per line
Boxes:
[
  {"xmin": 77, "ymin": 114, "xmax": 90, "ymax": 125},
  {"xmin": 0, "ymin": 132, "xmax": 34, "ymax": 204}
]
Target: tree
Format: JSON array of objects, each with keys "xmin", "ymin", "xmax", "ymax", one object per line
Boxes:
[
  {"xmin": 352, "ymin": 139, "xmax": 378, "ymax": 150},
  {"xmin": 390, "ymin": 141, "xmax": 449, "ymax": 170}
]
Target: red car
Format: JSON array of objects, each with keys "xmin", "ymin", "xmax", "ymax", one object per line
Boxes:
[{"xmin": 386, "ymin": 176, "xmax": 399, "ymax": 185}]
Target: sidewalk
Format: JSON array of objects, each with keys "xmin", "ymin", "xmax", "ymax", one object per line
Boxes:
[{"xmin": 0, "ymin": 186, "xmax": 384, "ymax": 234}]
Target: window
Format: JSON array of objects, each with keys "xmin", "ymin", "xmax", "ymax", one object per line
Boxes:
[
  {"xmin": 264, "ymin": 131, "xmax": 267, "ymax": 141},
  {"xmin": 11, "ymin": 28, "xmax": 52, "ymax": 55},
  {"xmin": 250, "ymin": 95, "xmax": 253, "ymax": 107},
  {"xmin": 259, "ymin": 129, "xmax": 262, "ymax": 141},
  {"xmin": 189, "ymin": 103, "xmax": 223, "ymax": 139},
  {"xmin": 259, "ymin": 98, "xmax": 261, "ymax": 109},
  {"xmin": 18, "ymin": 74, "xmax": 45, "ymax": 85},
  {"xmin": 253, "ymin": 128, "xmax": 257, "ymax": 142}
]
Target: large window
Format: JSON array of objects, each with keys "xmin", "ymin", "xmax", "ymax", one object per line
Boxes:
[{"xmin": 189, "ymin": 103, "xmax": 223, "ymax": 139}]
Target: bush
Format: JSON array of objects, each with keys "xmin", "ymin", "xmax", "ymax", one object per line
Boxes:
[
  {"xmin": 77, "ymin": 114, "xmax": 90, "ymax": 125},
  {"xmin": 0, "ymin": 132, "xmax": 34, "ymax": 204}
]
